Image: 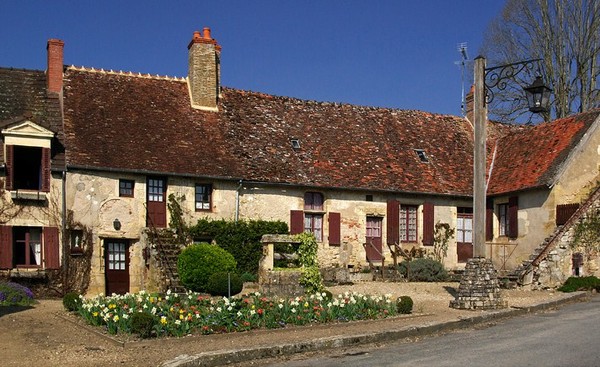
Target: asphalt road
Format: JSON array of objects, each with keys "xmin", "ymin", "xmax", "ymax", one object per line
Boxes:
[{"xmin": 266, "ymin": 295, "xmax": 600, "ymax": 367}]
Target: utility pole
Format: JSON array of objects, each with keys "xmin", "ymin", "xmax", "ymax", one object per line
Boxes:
[{"xmin": 473, "ymin": 56, "xmax": 487, "ymax": 258}]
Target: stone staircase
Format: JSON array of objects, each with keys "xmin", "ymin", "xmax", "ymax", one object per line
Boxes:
[
  {"xmin": 147, "ymin": 227, "xmax": 186, "ymax": 293},
  {"xmin": 501, "ymin": 184, "xmax": 600, "ymax": 287}
]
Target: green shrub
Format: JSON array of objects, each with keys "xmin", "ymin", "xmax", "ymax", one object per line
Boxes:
[
  {"xmin": 131, "ymin": 312, "xmax": 155, "ymax": 338},
  {"xmin": 188, "ymin": 219, "xmax": 288, "ymax": 274},
  {"xmin": 240, "ymin": 272, "xmax": 257, "ymax": 283},
  {"xmin": 557, "ymin": 276, "xmax": 600, "ymax": 292},
  {"xmin": 206, "ymin": 272, "xmax": 244, "ymax": 297},
  {"xmin": 396, "ymin": 296, "xmax": 414, "ymax": 314},
  {"xmin": 398, "ymin": 258, "xmax": 448, "ymax": 282},
  {"xmin": 63, "ymin": 292, "xmax": 81, "ymax": 311},
  {"xmin": 0, "ymin": 281, "xmax": 35, "ymax": 306},
  {"xmin": 177, "ymin": 243, "xmax": 237, "ymax": 292}
]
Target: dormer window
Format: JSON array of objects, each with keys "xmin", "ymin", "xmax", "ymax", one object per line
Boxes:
[
  {"xmin": 414, "ymin": 149, "xmax": 429, "ymax": 163},
  {"xmin": 2, "ymin": 120, "xmax": 53, "ymax": 195}
]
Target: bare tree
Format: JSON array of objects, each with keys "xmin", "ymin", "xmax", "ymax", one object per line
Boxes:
[{"xmin": 481, "ymin": 0, "xmax": 600, "ymax": 123}]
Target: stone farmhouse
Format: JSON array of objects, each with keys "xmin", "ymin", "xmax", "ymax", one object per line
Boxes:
[{"xmin": 1, "ymin": 28, "xmax": 599, "ymax": 296}]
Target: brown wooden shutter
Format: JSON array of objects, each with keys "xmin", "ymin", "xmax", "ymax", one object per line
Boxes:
[
  {"xmin": 0, "ymin": 225, "xmax": 13, "ymax": 269},
  {"xmin": 328, "ymin": 212, "xmax": 341, "ymax": 246},
  {"xmin": 556, "ymin": 203, "xmax": 579, "ymax": 226},
  {"xmin": 422, "ymin": 202, "xmax": 434, "ymax": 246},
  {"xmin": 508, "ymin": 196, "xmax": 519, "ymax": 239},
  {"xmin": 5, "ymin": 145, "xmax": 13, "ymax": 190},
  {"xmin": 43, "ymin": 226, "xmax": 60, "ymax": 269},
  {"xmin": 290, "ymin": 210, "xmax": 304, "ymax": 235},
  {"xmin": 386, "ymin": 200, "xmax": 400, "ymax": 245},
  {"xmin": 41, "ymin": 147, "xmax": 51, "ymax": 192},
  {"xmin": 485, "ymin": 199, "xmax": 494, "ymax": 241}
]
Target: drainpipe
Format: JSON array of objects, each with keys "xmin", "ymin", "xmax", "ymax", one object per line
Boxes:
[
  {"xmin": 235, "ymin": 180, "xmax": 243, "ymax": 222},
  {"xmin": 61, "ymin": 169, "xmax": 68, "ymax": 293}
]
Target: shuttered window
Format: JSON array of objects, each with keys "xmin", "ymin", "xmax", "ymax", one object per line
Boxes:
[
  {"xmin": 400, "ymin": 205, "xmax": 418, "ymax": 242},
  {"xmin": 0, "ymin": 225, "xmax": 12, "ymax": 269},
  {"xmin": 556, "ymin": 203, "xmax": 579, "ymax": 226},
  {"xmin": 290, "ymin": 210, "xmax": 304, "ymax": 235},
  {"xmin": 328, "ymin": 212, "xmax": 341, "ymax": 246},
  {"xmin": 386, "ymin": 200, "xmax": 400, "ymax": 245},
  {"xmin": 41, "ymin": 147, "xmax": 50, "ymax": 192},
  {"xmin": 508, "ymin": 196, "xmax": 519, "ymax": 239},
  {"xmin": 422, "ymin": 202, "xmax": 434, "ymax": 246},
  {"xmin": 43, "ymin": 227, "xmax": 60, "ymax": 269},
  {"xmin": 485, "ymin": 200, "xmax": 494, "ymax": 241},
  {"xmin": 5, "ymin": 145, "xmax": 13, "ymax": 191}
]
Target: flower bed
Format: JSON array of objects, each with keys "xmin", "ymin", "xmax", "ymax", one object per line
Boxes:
[{"xmin": 76, "ymin": 290, "xmax": 397, "ymax": 338}]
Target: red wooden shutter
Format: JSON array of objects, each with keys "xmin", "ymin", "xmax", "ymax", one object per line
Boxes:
[
  {"xmin": 556, "ymin": 203, "xmax": 579, "ymax": 226},
  {"xmin": 422, "ymin": 202, "xmax": 434, "ymax": 246},
  {"xmin": 486, "ymin": 199, "xmax": 494, "ymax": 241},
  {"xmin": 5, "ymin": 145, "xmax": 13, "ymax": 190},
  {"xmin": 43, "ymin": 226, "xmax": 60, "ymax": 269},
  {"xmin": 41, "ymin": 147, "xmax": 51, "ymax": 192},
  {"xmin": 0, "ymin": 225, "xmax": 13, "ymax": 269},
  {"xmin": 290, "ymin": 210, "xmax": 304, "ymax": 235},
  {"xmin": 508, "ymin": 196, "xmax": 519, "ymax": 239},
  {"xmin": 328, "ymin": 212, "xmax": 341, "ymax": 245},
  {"xmin": 386, "ymin": 200, "xmax": 400, "ymax": 245}
]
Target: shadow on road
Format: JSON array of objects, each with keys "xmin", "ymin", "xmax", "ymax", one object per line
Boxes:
[{"xmin": 0, "ymin": 304, "xmax": 34, "ymax": 318}]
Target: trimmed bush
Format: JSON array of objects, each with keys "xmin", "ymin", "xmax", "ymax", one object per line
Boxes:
[
  {"xmin": 396, "ymin": 296, "xmax": 414, "ymax": 314},
  {"xmin": 63, "ymin": 292, "xmax": 81, "ymax": 311},
  {"xmin": 240, "ymin": 272, "xmax": 257, "ymax": 283},
  {"xmin": 0, "ymin": 281, "xmax": 35, "ymax": 306},
  {"xmin": 398, "ymin": 258, "xmax": 448, "ymax": 282},
  {"xmin": 131, "ymin": 312, "xmax": 155, "ymax": 338},
  {"xmin": 206, "ymin": 272, "xmax": 243, "ymax": 297},
  {"xmin": 557, "ymin": 276, "xmax": 600, "ymax": 292},
  {"xmin": 188, "ymin": 219, "xmax": 288, "ymax": 274},
  {"xmin": 178, "ymin": 243, "xmax": 237, "ymax": 292}
]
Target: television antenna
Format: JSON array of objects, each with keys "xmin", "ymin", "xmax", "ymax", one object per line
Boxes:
[{"xmin": 455, "ymin": 42, "xmax": 470, "ymax": 116}]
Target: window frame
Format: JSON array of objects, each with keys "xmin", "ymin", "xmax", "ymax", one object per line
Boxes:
[
  {"xmin": 456, "ymin": 207, "xmax": 473, "ymax": 244},
  {"xmin": 304, "ymin": 213, "xmax": 323, "ymax": 242},
  {"xmin": 399, "ymin": 205, "xmax": 418, "ymax": 243},
  {"xmin": 13, "ymin": 227, "xmax": 43, "ymax": 268},
  {"xmin": 498, "ymin": 203, "xmax": 509, "ymax": 237},
  {"xmin": 195, "ymin": 183, "xmax": 213, "ymax": 211},
  {"xmin": 119, "ymin": 179, "xmax": 135, "ymax": 197},
  {"xmin": 304, "ymin": 192, "xmax": 324, "ymax": 211}
]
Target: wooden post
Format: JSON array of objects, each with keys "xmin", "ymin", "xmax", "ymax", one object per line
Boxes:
[{"xmin": 473, "ymin": 56, "xmax": 487, "ymax": 258}]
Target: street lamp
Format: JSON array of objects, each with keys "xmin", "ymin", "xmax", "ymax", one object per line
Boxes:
[{"xmin": 451, "ymin": 56, "xmax": 551, "ymax": 310}]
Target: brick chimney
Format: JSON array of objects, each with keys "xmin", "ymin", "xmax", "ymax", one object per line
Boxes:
[
  {"xmin": 188, "ymin": 27, "xmax": 221, "ymax": 111},
  {"xmin": 47, "ymin": 39, "xmax": 64, "ymax": 94},
  {"xmin": 465, "ymin": 84, "xmax": 475, "ymax": 123}
]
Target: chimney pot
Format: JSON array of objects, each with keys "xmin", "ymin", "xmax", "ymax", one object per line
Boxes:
[{"xmin": 203, "ymin": 27, "xmax": 211, "ymax": 39}]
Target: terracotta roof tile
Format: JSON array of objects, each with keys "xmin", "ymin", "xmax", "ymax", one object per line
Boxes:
[
  {"xmin": 62, "ymin": 68, "xmax": 476, "ymax": 196},
  {"xmin": 487, "ymin": 109, "xmax": 600, "ymax": 195}
]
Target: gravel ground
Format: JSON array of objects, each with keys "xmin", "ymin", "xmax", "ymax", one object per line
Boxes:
[{"xmin": 0, "ymin": 282, "xmax": 574, "ymax": 367}]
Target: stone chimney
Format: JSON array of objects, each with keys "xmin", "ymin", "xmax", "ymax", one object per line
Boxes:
[
  {"xmin": 47, "ymin": 39, "xmax": 64, "ymax": 94},
  {"xmin": 465, "ymin": 84, "xmax": 475, "ymax": 123},
  {"xmin": 188, "ymin": 28, "xmax": 221, "ymax": 111}
]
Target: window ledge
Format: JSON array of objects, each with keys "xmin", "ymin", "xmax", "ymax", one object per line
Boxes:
[
  {"xmin": 10, "ymin": 269, "xmax": 47, "ymax": 279},
  {"xmin": 10, "ymin": 190, "xmax": 48, "ymax": 201}
]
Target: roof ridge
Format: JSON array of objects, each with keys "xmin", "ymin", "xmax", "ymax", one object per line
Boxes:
[{"xmin": 66, "ymin": 65, "xmax": 186, "ymax": 82}]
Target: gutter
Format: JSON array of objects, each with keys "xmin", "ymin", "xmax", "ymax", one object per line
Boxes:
[{"xmin": 235, "ymin": 180, "xmax": 243, "ymax": 222}]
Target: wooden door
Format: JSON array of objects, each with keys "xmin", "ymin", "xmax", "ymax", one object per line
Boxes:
[
  {"xmin": 105, "ymin": 240, "xmax": 129, "ymax": 295},
  {"xmin": 147, "ymin": 177, "xmax": 167, "ymax": 228},
  {"xmin": 365, "ymin": 216, "xmax": 383, "ymax": 262}
]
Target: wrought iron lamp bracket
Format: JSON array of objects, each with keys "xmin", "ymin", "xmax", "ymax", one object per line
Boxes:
[{"xmin": 484, "ymin": 59, "xmax": 542, "ymax": 105}]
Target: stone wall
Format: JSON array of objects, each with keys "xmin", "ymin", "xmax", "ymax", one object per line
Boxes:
[{"xmin": 259, "ymin": 270, "xmax": 305, "ymax": 297}]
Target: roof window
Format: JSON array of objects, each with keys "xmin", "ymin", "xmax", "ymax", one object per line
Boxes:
[
  {"xmin": 291, "ymin": 138, "xmax": 300, "ymax": 150},
  {"xmin": 414, "ymin": 149, "xmax": 429, "ymax": 163}
]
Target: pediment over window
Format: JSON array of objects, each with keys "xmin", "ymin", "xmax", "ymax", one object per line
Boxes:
[{"xmin": 2, "ymin": 120, "xmax": 54, "ymax": 148}]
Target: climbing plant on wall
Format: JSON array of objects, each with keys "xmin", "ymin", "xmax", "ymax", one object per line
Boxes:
[{"xmin": 294, "ymin": 232, "xmax": 324, "ymax": 293}]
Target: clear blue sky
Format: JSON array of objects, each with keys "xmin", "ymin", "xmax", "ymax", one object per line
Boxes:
[{"xmin": 0, "ymin": 1, "xmax": 505, "ymax": 116}]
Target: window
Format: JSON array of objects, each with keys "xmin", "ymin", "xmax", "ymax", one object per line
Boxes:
[
  {"xmin": 304, "ymin": 192, "xmax": 324, "ymax": 211},
  {"xmin": 366, "ymin": 194, "xmax": 373, "ymax": 202},
  {"xmin": 119, "ymin": 179, "xmax": 134, "ymax": 197},
  {"xmin": 195, "ymin": 184, "xmax": 212, "ymax": 211},
  {"xmin": 13, "ymin": 227, "xmax": 42, "ymax": 267},
  {"xmin": 304, "ymin": 213, "xmax": 323, "ymax": 241},
  {"xmin": 147, "ymin": 178, "xmax": 164, "ymax": 202},
  {"xmin": 498, "ymin": 203, "xmax": 509, "ymax": 236},
  {"xmin": 457, "ymin": 207, "xmax": 473, "ymax": 243},
  {"xmin": 302, "ymin": 192, "xmax": 324, "ymax": 241},
  {"xmin": 399, "ymin": 205, "xmax": 418, "ymax": 242},
  {"xmin": 414, "ymin": 149, "xmax": 429, "ymax": 163},
  {"xmin": 291, "ymin": 139, "xmax": 301, "ymax": 150}
]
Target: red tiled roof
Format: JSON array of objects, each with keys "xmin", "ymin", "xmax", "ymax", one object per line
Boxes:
[
  {"xmin": 62, "ymin": 68, "xmax": 476, "ymax": 196},
  {"xmin": 487, "ymin": 109, "xmax": 600, "ymax": 195}
]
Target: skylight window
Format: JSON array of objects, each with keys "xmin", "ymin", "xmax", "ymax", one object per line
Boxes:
[
  {"xmin": 414, "ymin": 149, "xmax": 429, "ymax": 163},
  {"xmin": 291, "ymin": 139, "xmax": 300, "ymax": 150}
]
